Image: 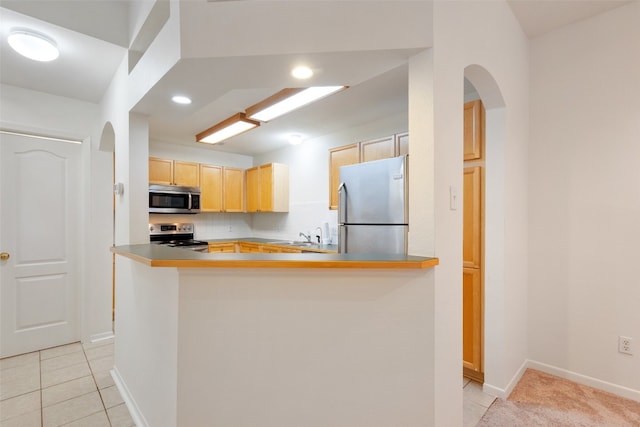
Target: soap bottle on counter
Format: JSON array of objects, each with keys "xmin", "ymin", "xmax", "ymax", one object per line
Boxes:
[{"xmin": 322, "ymin": 222, "xmax": 331, "ymax": 245}]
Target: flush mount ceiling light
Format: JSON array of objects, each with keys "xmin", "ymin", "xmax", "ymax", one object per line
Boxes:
[
  {"xmin": 196, "ymin": 113, "xmax": 260, "ymax": 144},
  {"xmin": 8, "ymin": 28, "xmax": 59, "ymax": 62},
  {"xmin": 291, "ymin": 66, "xmax": 313, "ymax": 80},
  {"xmin": 246, "ymin": 86, "xmax": 347, "ymax": 122},
  {"xmin": 172, "ymin": 95, "xmax": 192, "ymax": 105}
]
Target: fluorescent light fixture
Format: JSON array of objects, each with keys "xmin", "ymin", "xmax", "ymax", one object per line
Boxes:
[
  {"xmin": 172, "ymin": 95, "xmax": 192, "ymax": 105},
  {"xmin": 8, "ymin": 28, "xmax": 59, "ymax": 62},
  {"xmin": 291, "ymin": 66, "xmax": 313, "ymax": 79},
  {"xmin": 196, "ymin": 113, "xmax": 259, "ymax": 144},
  {"xmin": 246, "ymin": 86, "xmax": 347, "ymax": 122}
]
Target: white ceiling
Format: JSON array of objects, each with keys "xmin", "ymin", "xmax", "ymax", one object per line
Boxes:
[
  {"xmin": 507, "ymin": 0, "xmax": 632, "ymax": 37},
  {"xmin": 0, "ymin": 0, "xmax": 632, "ymax": 155}
]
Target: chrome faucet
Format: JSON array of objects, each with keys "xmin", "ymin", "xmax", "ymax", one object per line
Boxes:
[{"xmin": 299, "ymin": 232, "xmax": 312, "ymax": 243}]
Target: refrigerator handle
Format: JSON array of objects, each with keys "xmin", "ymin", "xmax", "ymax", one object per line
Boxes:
[
  {"xmin": 338, "ymin": 182, "xmax": 346, "ymax": 224},
  {"xmin": 338, "ymin": 225, "xmax": 346, "ymax": 253}
]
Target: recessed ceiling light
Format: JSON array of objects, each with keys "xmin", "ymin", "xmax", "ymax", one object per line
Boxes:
[
  {"xmin": 291, "ymin": 66, "xmax": 313, "ymax": 80},
  {"xmin": 288, "ymin": 134, "xmax": 303, "ymax": 145},
  {"xmin": 8, "ymin": 28, "xmax": 59, "ymax": 62},
  {"xmin": 172, "ymin": 95, "xmax": 192, "ymax": 105}
]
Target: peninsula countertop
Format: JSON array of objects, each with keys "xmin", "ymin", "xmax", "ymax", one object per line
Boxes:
[
  {"xmin": 111, "ymin": 243, "xmax": 439, "ymax": 269},
  {"xmin": 204, "ymin": 237, "xmax": 339, "ymax": 253}
]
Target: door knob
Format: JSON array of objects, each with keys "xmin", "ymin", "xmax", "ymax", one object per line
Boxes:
[{"xmin": 0, "ymin": 252, "xmax": 10, "ymax": 261}]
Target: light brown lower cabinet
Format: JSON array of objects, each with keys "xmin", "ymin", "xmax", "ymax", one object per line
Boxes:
[
  {"xmin": 237, "ymin": 242, "xmax": 261, "ymax": 253},
  {"xmin": 208, "ymin": 242, "xmax": 236, "ymax": 253},
  {"xmin": 237, "ymin": 242, "xmax": 301, "ymax": 254},
  {"xmin": 463, "ymin": 267, "xmax": 482, "ymax": 379}
]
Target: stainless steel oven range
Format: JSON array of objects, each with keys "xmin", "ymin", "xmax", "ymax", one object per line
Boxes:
[{"xmin": 149, "ymin": 223, "xmax": 208, "ymax": 252}]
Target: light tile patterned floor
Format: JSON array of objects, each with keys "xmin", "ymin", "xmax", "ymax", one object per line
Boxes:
[
  {"xmin": 0, "ymin": 338, "xmax": 134, "ymax": 427},
  {"xmin": 463, "ymin": 377, "xmax": 496, "ymax": 427},
  {"xmin": 2, "ymin": 342, "xmax": 492, "ymax": 427}
]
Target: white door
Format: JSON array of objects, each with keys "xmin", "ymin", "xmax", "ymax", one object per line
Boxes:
[{"xmin": 0, "ymin": 132, "xmax": 81, "ymax": 358}]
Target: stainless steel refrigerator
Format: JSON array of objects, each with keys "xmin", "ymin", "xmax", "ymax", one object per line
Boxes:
[{"xmin": 338, "ymin": 155, "xmax": 408, "ymax": 254}]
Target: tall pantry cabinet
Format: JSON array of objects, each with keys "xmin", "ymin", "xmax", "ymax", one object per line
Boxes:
[{"xmin": 462, "ymin": 99, "xmax": 485, "ymax": 382}]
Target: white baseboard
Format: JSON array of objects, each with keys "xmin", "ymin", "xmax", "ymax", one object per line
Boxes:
[
  {"xmin": 483, "ymin": 359, "xmax": 528, "ymax": 399},
  {"xmin": 111, "ymin": 367, "xmax": 149, "ymax": 427},
  {"xmin": 88, "ymin": 331, "xmax": 114, "ymax": 343},
  {"xmin": 527, "ymin": 360, "xmax": 640, "ymax": 403}
]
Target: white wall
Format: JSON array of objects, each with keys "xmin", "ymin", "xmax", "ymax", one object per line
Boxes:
[
  {"xmin": 528, "ymin": 1, "xmax": 640, "ymax": 399},
  {"xmin": 0, "ymin": 84, "xmax": 99, "ymax": 140},
  {"xmin": 179, "ymin": 1, "xmax": 432, "ymax": 58},
  {"xmin": 114, "ymin": 258, "xmax": 179, "ymax": 427},
  {"xmin": 176, "ymin": 267, "xmax": 435, "ymax": 427},
  {"xmin": 432, "ymin": 0, "xmax": 530, "ymax": 401}
]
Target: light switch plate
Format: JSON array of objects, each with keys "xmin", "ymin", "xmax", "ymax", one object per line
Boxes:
[{"xmin": 450, "ymin": 185, "xmax": 457, "ymax": 210}]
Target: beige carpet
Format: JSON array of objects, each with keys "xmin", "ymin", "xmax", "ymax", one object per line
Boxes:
[{"xmin": 477, "ymin": 369, "xmax": 640, "ymax": 426}]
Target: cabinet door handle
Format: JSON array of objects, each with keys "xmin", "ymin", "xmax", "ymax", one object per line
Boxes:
[{"xmin": 0, "ymin": 252, "xmax": 10, "ymax": 261}]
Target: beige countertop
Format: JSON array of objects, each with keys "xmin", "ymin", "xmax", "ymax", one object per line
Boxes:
[{"xmin": 111, "ymin": 244, "xmax": 438, "ymax": 269}]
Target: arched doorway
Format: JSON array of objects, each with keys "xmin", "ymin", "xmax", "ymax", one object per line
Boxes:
[
  {"xmin": 463, "ymin": 65, "xmax": 506, "ymax": 389},
  {"xmin": 99, "ymin": 122, "xmax": 116, "ymax": 325}
]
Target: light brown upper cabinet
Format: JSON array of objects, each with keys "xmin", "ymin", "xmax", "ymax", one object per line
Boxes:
[
  {"xmin": 200, "ymin": 164, "xmax": 223, "ymax": 211},
  {"xmin": 149, "ymin": 157, "xmax": 200, "ymax": 187},
  {"xmin": 329, "ymin": 132, "xmax": 408, "ymax": 210},
  {"xmin": 359, "ymin": 136, "xmax": 395, "ymax": 162},
  {"xmin": 328, "ymin": 143, "xmax": 360, "ymax": 210},
  {"xmin": 222, "ymin": 167, "xmax": 245, "ymax": 212},
  {"xmin": 464, "ymin": 100, "xmax": 485, "ymax": 161},
  {"xmin": 200, "ymin": 165, "xmax": 245, "ymax": 213},
  {"xmin": 463, "ymin": 166, "xmax": 482, "ymax": 269},
  {"xmin": 149, "ymin": 157, "xmax": 173, "ymax": 185},
  {"xmin": 245, "ymin": 163, "xmax": 289, "ymax": 212},
  {"xmin": 396, "ymin": 132, "xmax": 409, "ymax": 157}
]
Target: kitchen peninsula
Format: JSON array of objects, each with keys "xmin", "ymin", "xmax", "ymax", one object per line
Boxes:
[{"xmin": 111, "ymin": 245, "xmax": 438, "ymax": 427}]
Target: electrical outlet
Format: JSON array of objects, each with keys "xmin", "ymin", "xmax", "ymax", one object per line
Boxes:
[{"xmin": 618, "ymin": 336, "xmax": 633, "ymax": 355}]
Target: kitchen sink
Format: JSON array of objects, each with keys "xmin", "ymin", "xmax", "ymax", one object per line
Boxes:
[
  {"xmin": 289, "ymin": 241, "xmax": 317, "ymax": 246},
  {"xmin": 266, "ymin": 240, "xmax": 316, "ymax": 247}
]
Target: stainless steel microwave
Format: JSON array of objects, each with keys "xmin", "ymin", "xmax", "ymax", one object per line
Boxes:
[{"xmin": 149, "ymin": 184, "xmax": 201, "ymax": 214}]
